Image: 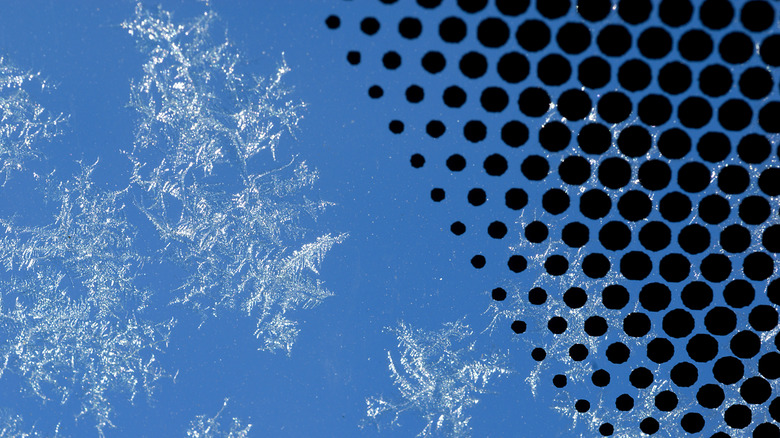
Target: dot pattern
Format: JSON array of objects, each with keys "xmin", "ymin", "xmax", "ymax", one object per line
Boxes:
[{"xmin": 327, "ymin": 0, "xmax": 780, "ymax": 436}]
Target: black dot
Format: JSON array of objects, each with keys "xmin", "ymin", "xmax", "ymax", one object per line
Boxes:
[
  {"xmin": 497, "ymin": 52, "xmax": 530, "ymax": 84},
  {"xmin": 760, "ymin": 168, "xmax": 780, "ymax": 196},
  {"xmin": 598, "ymin": 92, "xmax": 632, "ymax": 124},
  {"xmin": 516, "ymin": 20, "xmax": 550, "ymax": 52},
  {"xmin": 677, "ymin": 162, "xmax": 711, "ymax": 193},
  {"xmin": 602, "ymin": 285, "xmax": 629, "ymax": 310},
  {"xmin": 615, "ymin": 394, "xmax": 634, "ymax": 412},
  {"xmin": 663, "ymin": 308, "xmax": 695, "ymax": 338},
  {"xmin": 347, "ymin": 51, "xmax": 361, "ymax": 65},
  {"xmin": 580, "ymin": 189, "xmax": 611, "ymax": 220},
  {"xmin": 620, "ymin": 251, "xmax": 652, "ymax": 280},
  {"xmin": 562, "ymin": 222, "xmax": 589, "ymax": 248},
  {"xmin": 518, "ymin": 87, "xmax": 551, "ymax": 117},
  {"xmin": 368, "ymin": 85, "xmax": 384, "ymax": 98},
  {"xmin": 459, "ymin": 52, "xmax": 487, "ymax": 79},
  {"xmin": 629, "ymin": 367, "xmax": 653, "ymax": 389},
  {"xmin": 548, "ymin": 316, "xmax": 568, "ymax": 334},
  {"xmin": 687, "ymin": 333, "xmax": 719, "ymax": 362},
  {"xmin": 623, "ymin": 312, "xmax": 651, "ymax": 337},
  {"xmin": 658, "ymin": 62, "xmax": 692, "ymax": 95},
  {"xmin": 458, "ymin": 0, "xmax": 488, "ymax": 13},
  {"xmin": 464, "ymin": 120, "xmax": 487, "ymax": 143},
  {"xmin": 481, "ymin": 87, "xmax": 508, "ymax": 112},
  {"xmin": 617, "ymin": 190, "xmax": 651, "ymax": 222},
  {"xmin": 539, "ymin": 121, "xmax": 571, "ymax": 152},
  {"xmin": 417, "ymin": 0, "xmax": 442, "ymax": 8},
  {"xmin": 552, "ymin": 374, "xmax": 567, "ymax": 388},
  {"xmin": 557, "ymin": 22, "xmax": 591, "ymax": 54},
  {"xmin": 701, "ymin": 253, "xmax": 732, "ymax": 283},
  {"xmin": 545, "ymin": 254, "xmax": 569, "ymax": 276},
  {"xmin": 699, "ymin": 64, "xmax": 733, "ymax": 97},
  {"xmin": 511, "ymin": 320, "xmax": 526, "ymax": 333},
  {"xmin": 618, "ymin": 59, "xmax": 652, "ymax": 92},
  {"xmin": 638, "ymin": 160, "xmax": 671, "ymax": 191},
  {"xmin": 772, "ymin": 398, "xmax": 780, "ymax": 421},
  {"xmin": 559, "ymin": 156, "xmax": 590, "ymax": 185},
  {"xmin": 617, "ymin": 125, "xmax": 652, "ymax": 157},
  {"xmin": 439, "ymin": 17, "xmax": 467, "ymax": 43},
  {"xmin": 496, "ymin": 0, "xmax": 530, "ymax": 15},
  {"xmin": 739, "ymin": 67, "xmax": 774, "ymax": 100},
  {"xmin": 605, "ymin": 342, "xmax": 631, "ymax": 364},
  {"xmin": 731, "ymin": 330, "xmax": 761, "ymax": 359},
  {"xmin": 699, "ymin": 194, "xmax": 730, "ymax": 225},
  {"xmin": 741, "ymin": 376, "xmax": 772, "ymax": 404},
  {"xmin": 639, "ymin": 282, "xmax": 671, "ymax": 311},
  {"xmin": 508, "ymin": 255, "xmax": 527, "ymax": 273},
  {"xmin": 422, "ymin": 51, "xmax": 446, "ymax": 74},
  {"xmin": 739, "ymin": 196, "xmax": 771, "ymax": 225},
  {"xmin": 647, "ymin": 338, "xmax": 675, "ymax": 363},
  {"xmin": 577, "ymin": 123, "xmax": 611, "ymax": 155},
  {"xmin": 764, "ymin": 225, "xmax": 780, "ymax": 253},
  {"xmin": 584, "ymin": 316, "xmax": 608, "ymax": 337},
  {"xmin": 659, "ymin": 253, "xmax": 691, "ymax": 283},
  {"xmin": 678, "ymin": 224, "xmax": 711, "ymax": 254},
  {"xmin": 521, "ymin": 155, "xmax": 549, "ymax": 181},
  {"xmin": 719, "ymin": 32, "xmax": 754, "ymax": 64},
  {"xmin": 487, "ymin": 221, "xmax": 507, "ymax": 239},
  {"xmin": 724, "ymin": 404, "xmax": 752, "ymax": 429},
  {"xmin": 525, "ymin": 221, "xmax": 548, "ymax": 243},
  {"xmin": 723, "ymin": 279, "xmax": 755, "ymax": 308},
  {"xmin": 542, "ymin": 189, "xmax": 569, "ymax": 215},
  {"xmin": 760, "ymin": 101, "xmax": 780, "ymax": 133},
  {"xmin": 681, "ymin": 281, "xmax": 713, "ymax": 310},
  {"xmin": 529, "ymin": 287, "xmax": 547, "ymax": 305},
  {"xmin": 761, "ymin": 35, "xmax": 780, "ymax": 66},
  {"xmin": 361, "ymin": 17, "xmax": 380, "ymax": 35},
  {"xmin": 759, "ymin": 352, "xmax": 780, "ymax": 379},
  {"xmin": 597, "ymin": 25, "xmax": 632, "ymax": 57},
  {"xmin": 700, "ymin": 0, "xmax": 734, "ymax": 29},
  {"xmin": 389, "ymin": 120, "xmax": 404, "ymax": 134},
  {"xmin": 468, "ymin": 188, "xmax": 486, "ymax": 206},
  {"xmin": 713, "ymin": 356, "xmax": 744, "ymax": 385},
  {"xmin": 697, "ymin": 131, "xmax": 730, "ymax": 162},
  {"xmin": 671, "ymin": 361, "xmax": 699, "ymax": 387},
  {"xmin": 618, "ymin": 0, "xmax": 652, "ymax": 24},
  {"xmin": 705, "ymin": 306, "xmax": 737, "ymax": 335},
  {"xmin": 599, "ymin": 221, "xmax": 631, "ymax": 251},
  {"xmin": 451, "ymin": 221, "xmax": 466, "ymax": 235},
  {"xmin": 483, "ymin": 154, "xmax": 507, "ymax": 176},
  {"xmin": 537, "ymin": 0, "xmax": 570, "ymax": 19},
  {"xmin": 598, "ymin": 423, "xmax": 614, "ymax": 436},
  {"xmin": 659, "ymin": 192, "xmax": 692, "ymax": 222},
  {"xmin": 679, "ymin": 30, "xmax": 713, "ymax": 61},
  {"xmin": 410, "ymin": 154, "xmax": 425, "ymax": 168},
  {"xmin": 563, "ymin": 287, "xmax": 587, "ymax": 308},
  {"xmin": 477, "ymin": 18, "xmax": 510, "ymax": 48},
  {"xmin": 430, "ymin": 188, "xmax": 445, "ymax": 202},
  {"xmin": 399, "ymin": 17, "xmax": 422, "ymax": 39},
  {"xmin": 471, "ymin": 254, "xmax": 486, "ymax": 268},
  {"xmin": 742, "ymin": 1, "xmax": 775, "ymax": 32},
  {"xmin": 592, "ymin": 369, "xmax": 611, "ymax": 387},
  {"xmin": 538, "ymin": 54, "xmax": 571, "ymax": 86},
  {"xmin": 737, "ymin": 133, "xmax": 771, "ymax": 163},
  {"xmin": 532, "ymin": 347, "xmax": 546, "ymax": 361},
  {"xmin": 426, "ymin": 120, "xmax": 446, "ymax": 138},
  {"xmin": 406, "ymin": 85, "xmax": 424, "ymax": 103},
  {"xmin": 718, "ymin": 99, "xmax": 753, "ymax": 131},
  {"xmin": 506, "ymin": 188, "xmax": 528, "ymax": 210},
  {"xmin": 582, "ymin": 253, "xmax": 610, "ymax": 278},
  {"xmin": 325, "ymin": 15, "xmax": 340, "ymax": 29},
  {"xmin": 558, "ymin": 89, "xmax": 592, "ymax": 121},
  {"xmin": 680, "ymin": 413, "xmax": 704, "ymax": 433},
  {"xmin": 655, "ymin": 390, "xmax": 679, "ymax": 411},
  {"xmin": 501, "ymin": 121, "xmax": 529, "ymax": 147},
  {"xmin": 578, "ymin": 56, "xmax": 611, "ymax": 89},
  {"xmin": 749, "ymin": 304, "xmax": 779, "ymax": 331},
  {"xmin": 678, "ymin": 97, "xmax": 713, "ymax": 129},
  {"xmin": 574, "ymin": 399, "xmax": 590, "ymax": 412},
  {"xmin": 638, "ymin": 27, "xmax": 672, "ymax": 59},
  {"xmin": 659, "ymin": 0, "xmax": 693, "ymax": 26},
  {"xmin": 577, "ymin": 0, "xmax": 611, "ymax": 21},
  {"xmin": 443, "ymin": 86, "xmax": 467, "ymax": 108},
  {"xmin": 446, "ymin": 154, "xmax": 466, "ymax": 172},
  {"xmin": 717, "ymin": 165, "xmax": 750, "ymax": 194},
  {"xmin": 638, "ymin": 95, "xmax": 673, "ymax": 126},
  {"xmin": 697, "ymin": 383, "xmax": 725, "ymax": 408},
  {"xmin": 570, "ymin": 344, "xmax": 589, "ymax": 361},
  {"xmin": 382, "ymin": 51, "xmax": 402, "ymax": 70}
]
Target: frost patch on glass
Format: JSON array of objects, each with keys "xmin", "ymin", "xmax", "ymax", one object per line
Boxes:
[
  {"xmin": 0, "ymin": 410, "xmax": 62, "ymax": 438},
  {"xmin": 122, "ymin": 3, "xmax": 344, "ymax": 355},
  {"xmin": 364, "ymin": 321, "xmax": 510, "ymax": 437},
  {"xmin": 185, "ymin": 398, "xmax": 251, "ymax": 438},
  {"xmin": 0, "ymin": 57, "xmax": 64, "ymax": 183}
]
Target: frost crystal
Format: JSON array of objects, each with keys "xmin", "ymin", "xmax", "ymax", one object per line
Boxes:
[
  {"xmin": 0, "ymin": 57, "xmax": 64, "ymax": 183},
  {"xmin": 365, "ymin": 321, "xmax": 510, "ymax": 437},
  {"xmin": 185, "ymin": 399, "xmax": 252, "ymax": 438},
  {"xmin": 123, "ymin": 4, "xmax": 344, "ymax": 354}
]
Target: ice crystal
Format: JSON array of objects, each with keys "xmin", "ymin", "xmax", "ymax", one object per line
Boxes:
[
  {"xmin": 0, "ymin": 57, "xmax": 64, "ymax": 183},
  {"xmin": 124, "ymin": 3, "xmax": 344, "ymax": 354},
  {"xmin": 0, "ymin": 410, "xmax": 61, "ymax": 438},
  {"xmin": 185, "ymin": 399, "xmax": 251, "ymax": 438},
  {"xmin": 365, "ymin": 321, "xmax": 511, "ymax": 437}
]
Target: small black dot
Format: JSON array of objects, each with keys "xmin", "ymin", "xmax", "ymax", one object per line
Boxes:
[
  {"xmin": 426, "ymin": 120, "xmax": 446, "ymax": 138},
  {"xmin": 677, "ymin": 162, "xmax": 711, "ymax": 193},
  {"xmin": 606, "ymin": 342, "xmax": 631, "ymax": 364},
  {"xmin": 361, "ymin": 17, "xmax": 380, "ymax": 35},
  {"xmin": 558, "ymin": 156, "xmax": 591, "ymax": 185},
  {"xmin": 638, "ymin": 94, "xmax": 672, "ymax": 126},
  {"xmin": 446, "ymin": 154, "xmax": 466, "ymax": 172},
  {"xmin": 558, "ymin": 89, "xmax": 594, "ymax": 118},
  {"xmin": 430, "ymin": 188, "xmax": 445, "ymax": 202},
  {"xmin": 422, "ymin": 51, "xmax": 446, "ymax": 74},
  {"xmin": 368, "ymin": 85, "xmax": 384, "ymax": 98},
  {"xmin": 659, "ymin": 253, "xmax": 691, "ymax": 283},
  {"xmin": 620, "ymin": 251, "xmax": 652, "ymax": 280},
  {"xmin": 325, "ymin": 15, "xmax": 341, "ymax": 29},
  {"xmin": 717, "ymin": 165, "xmax": 750, "ymax": 194},
  {"xmin": 511, "ymin": 320, "xmax": 526, "ymax": 333},
  {"xmin": 508, "ymin": 255, "xmax": 527, "ymax": 273},
  {"xmin": 410, "ymin": 154, "xmax": 425, "ymax": 168},
  {"xmin": 699, "ymin": 194, "xmax": 730, "ymax": 225},
  {"xmin": 548, "ymin": 316, "xmax": 568, "ymax": 334},
  {"xmin": 471, "ymin": 254, "xmax": 486, "ymax": 269},
  {"xmin": 686, "ymin": 333, "xmax": 719, "ymax": 362},
  {"xmin": 382, "ymin": 51, "xmax": 401, "ymax": 69},
  {"xmin": 678, "ymin": 224, "xmax": 711, "ymax": 254},
  {"xmin": 492, "ymin": 287, "xmax": 507, "ymax": 301},
  {"xmin": 584, "ymin": 316, "xmax": 608, "ymax": 337},
  {"xmin": 346, "ymin": 51, "xmax": 361, "ymax": 65},
  {"xmin": 697, "ymin": 384, "xmax": 725, "ymax": 408},
  {"xmin": 451, "ymin": 221, "xmax": 466, "ymax": 235},
  {"xmin": 705, "ymin": 306, "xmax": 737, "ymax": 335},
  {"xmin": 598, "ymin": 423, "xmax": 613, "ymax": 436}
]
